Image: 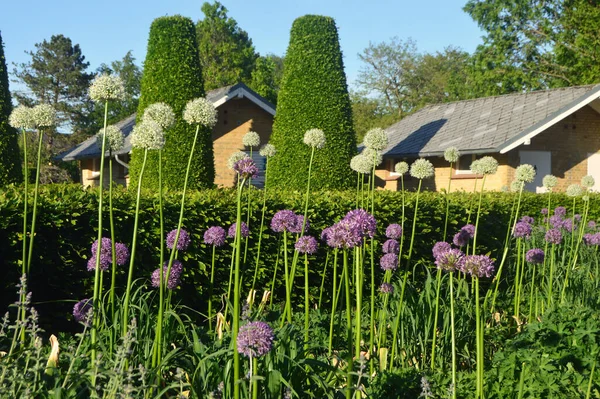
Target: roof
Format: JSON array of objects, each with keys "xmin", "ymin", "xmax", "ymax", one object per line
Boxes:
[
  {"xmin": 380, "ymin": 84, "xmax": 600, "ymax": 158},
  {"xmin": 56, "ymin": 82, "xmax": 275, "ymax": 162}
]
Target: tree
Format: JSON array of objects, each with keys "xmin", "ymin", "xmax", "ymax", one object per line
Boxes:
[
  {"xmin": 0, "ymin": 32, "xmax": 21, "ymax": 185},
  {"xmin": 464, "ymin": 0, "xmax": 600, "ymax": 94},
  {"xmin": 129, "ymin": 15, "xmax": 211, "ymax": 191},
  {"xmin": 249, "ymin": 54, "xmax": 283, "ymax": 105},
  {"xmin": 196, "ymin": 1, "xmax": 258, "ymax": 90},
  {"xmin": 350, "ymin": 92, "xmax": 401, "ymax": 143},
  {"xmin": 268, "ymin": 15, "xmax": 356, "ymax": 190}
]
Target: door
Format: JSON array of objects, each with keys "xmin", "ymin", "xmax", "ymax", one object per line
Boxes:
[
  {"xmin": 587, "ymin": 153, "xmax": 600, "ymax": 192},
  {"xmin": 519, "ymin": 151, "xmax": 551, "ymax": 193}
]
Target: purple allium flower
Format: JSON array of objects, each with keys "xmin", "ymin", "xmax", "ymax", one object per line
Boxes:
[
  {"xmin": 380, "ymin": 253, "xmax": 398, "ymax": 271},
  {"xmin": 549, "ymin": 215, "xmax": 563, "ymax": 228},
  {"xmin": 233, "ymin": 158, "xmax": 259, "ymax": 179},
  {"xmin": 343, "ymin": 209, "xmax": 377, "ymax": 238},
  {"xmin": 562, "ymin": 218, "xmax": 575, "ymax": 232},
  {"xmin": 459, "ymin": 255, "xmax": 495, "ymax": 278},
  {"xmin": 525, "ymin": 248, "xmax": 544, "ymax": 264},
  {"xmin": 382, "ymin": 239, "xmax": 400, "ymax": 254},
  {"xmin": 325, "ymin": 220, "xmax": 363, "ymax": 249},
  {"xmin": 88, "ymin": 237, "xmax": 112, "ymax": 271},
  {"xmin": 385, "ymin": 223, "xmax": 403, "ymax": 240},
  {"xmin": 87, "ymin": 256, "xmax": 109, "ymax": 272},
  {"xmin": 321, "ymin": 227, "xmax": 332, "ymax": 242},
  {"xmin": 291, "ymin": 215, "xmax": 310, "ymax": 234},
  {"xmin": 432, "ymin": 241, "xmax": 452, "ymax": 258},
  {"xmin": 204, "ymin": 226, "xmax": 227, "ymax": 247},
  {"xmin": 73, "ymin": 298, "xmax": 93, "ymax": 326},
  {"xmin": 271, "ymin": 210, "xmax": 299, "ymax": 233},
  {"xmin": 554, "ymin": 206, "xmax": 567, "ymax": 217},
  {"xmin": 461, "ymin": 224, "xmax": 475, "ymax": 238},
  {"xmin": 588, "ymin": 220, "xmax": 597, "ymax": 230},
  {"xmin": 545, "ymin": 228, "xmax": 562, "ymax": 245},
  {"xmin": 295, "ymin": 235, "xmax": 318, "ymax": 254},
  {"xmin": 541, "ymin": 208, "xmax": 549, "ymax": 215},
  {"xmin": 520, "ymin": 216, "xmax": 534, "ymax": 225},
  {"xmin": 228, "ymin": 222, "xmax": 249, "ymax": 239},
  {"xmin": 114, "ymin": 242, "xmax": 130, "ymax": 265},
  {"xmin": 435, "ymin": 249, "xmax": 464, "ymax": 272},
  {"xmin": 379, "ymin": 282, "xmax": 394, "ymax": 294},
  {"xmin": 166, "ymin": 229, "xmax": 191, "ymax": 251},
  {"xmin": 513, "ymin": 222, "xmax": 532, "ymax": 239},
  {"xmin": 453, "ymin": 230, "xmax": 470, "ymax": 247},
  {"xmin": 584, "ymin": 233, "xmax": 600, "ymax": 246},
  {"xmin": 574, "ymin": 214, "xmax": 582, "ymax": 222},
  {"xmin": 151, "ymin": 260, "xmax": 183, "ymax": 290},
  {"xmin": 237, "ymin": 321, "xmax": 274, "ymax": 358}
]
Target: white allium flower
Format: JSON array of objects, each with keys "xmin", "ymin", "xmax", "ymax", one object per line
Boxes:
[
  {"xmin": 143, "ymin": 103, "xmax": 175, "ymax": 130},
  {"xmin": 259, "ymin": 143, "xmax": 276, "ymax": 158},
  {"xmin": 89, "ymin": 74, "xmax": 125, "ymax": 102},
  {"xmin": 130, "ymin": 119, "xmax": 165, "ymax": 150},
  {"xmin": 96, "ymin": 125, "xmax": 125, "ymax": 153},
  {"xmin": 566, "ymin": 184, "xmax": 583, "ymax": 197},
  {"xmin": 410, "ymin": 158, "xmax": 435, "ymax": 180},
  {"xmin": 583, "ymin": 195, "xmax": 590, "ymax": 202},
  {"xmin": 500, "ymin": 185, "xmax": 509, "ymax": 192},
  {"xmin": 242, "ymin": 131, "xmax": 261, "ymax": 148},
  {"xmin": 227, "ymin": 151, "xmax": 249, "ymax": 170},
  {"xmin": 362, "ymin": 147, "xmax": 383, "ymax": 167},
  {"xmin": 543, "ymin": 175, "xmax": 558, "ymax": 189},
  {"xmin": 515, "ymin": 164, "xmax": 536, "ymax": 183},
  {"xmin": 443, "ymin": 147, "xmax": 460, "ymax": 163},
  {"xmin": 581, "ymin": 175, "xmax": 595, "ymax": 189},
  {"xmin": 9, "ymin": 105, "xmax": 36, "ymax": 129},
  {"xmin": 470, "ymin": 156, "xmax": 498, "ymax": 175},
  {"xmin": 510, "ymin": 180, "xmax": 524, "ymax": 193},
  {"xmin": 395, "ymin": 161, "xmax": 409, "ymax": 175},
  {"xmin": 350, "ymin": 154, "xmax": 372, "ymax": 174},
  {"xmin": 32, "ymin": 104, "xmax": 56, "ymax": 128},
  {"xmin": 363, "ymin": 128, "xmax": 388, "ymax": 151},
  {"xmin": 183, "ymin": 97, "xmax": 217, "ymax": 127},
  {"xmin": 303, "ymin": 128, "xmax": 326, "ymax": 149}
]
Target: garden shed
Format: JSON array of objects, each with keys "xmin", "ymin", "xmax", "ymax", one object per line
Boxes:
[
  {"xmin": 56, "ymin": 82, "xmax": 275, "ymax": 188},
  {"xmin": 374, "ymin": 84, "xmax": 600, "ymax": 193}
]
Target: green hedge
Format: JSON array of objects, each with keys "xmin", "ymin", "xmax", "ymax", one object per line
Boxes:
[
  {"xmin": 268, "ymin": 15, "xmax": 357, "ymax": 190},
  {"xmin": 0, "ymin": 184, "xmax": 595, "ymax": 332}
]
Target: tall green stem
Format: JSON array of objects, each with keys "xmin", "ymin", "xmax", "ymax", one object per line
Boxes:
[
  {"xmin": 430, "ymin": 268, "xmax": 443, "ymax": 370},
  {"xmin": 304, "ymin": 253, "xmax": 310, "ymax": 351},
  {"xmin": 233, "ymin": 176, "xmax": 247, "ymax": 399},
  {"xmin": 208, "ymin": 245, "xmax": 216, "ymax": 332},
  {"xmin": 328, "ymin": 249, "xmax": 339, "ymax": 355},
  {"xmin": 251, "ymin": 157, "xmax": 270, "ymax": 292},
  {"xmin": 442, "ymin": 162, "xmax": 453, "ymax": 240},
  {"xmin": 21, "ymin": 129, "xmax": 28, "ymax": 276},
  {"xmin": 343, "ymin": 250, "xmax": 353, "ymax": 399},
  {"xmin": 108, "ymin": 156, "xmax": 117, "ymax": 354},
  {"xmin": 450, "ymin": 271, "xmax": 457, "ymax": 399},
  {"xmin": 472, "ymin": 175, "xmax": 487, "ymax": 255}
]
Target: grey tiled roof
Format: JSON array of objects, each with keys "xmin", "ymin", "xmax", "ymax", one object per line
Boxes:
[{"xmin": 381, "ymin": 84, "xmax": 600, "ymax": 157}]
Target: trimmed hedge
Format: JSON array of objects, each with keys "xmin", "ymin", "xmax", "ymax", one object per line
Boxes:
[
  {"xmin": 0, "ymin": 184, "xmax": 595, "ymax": 332},
  {"xmin": 129, "ymin": 15, "xmax": 213, "ymax": 191},
  {"xmin": 269, "ymin": 15, "xmax": 357, "ymax": 190},
  {"xmin": 0, "ymin": 32, "xmax": 22, "ymax": 186}
]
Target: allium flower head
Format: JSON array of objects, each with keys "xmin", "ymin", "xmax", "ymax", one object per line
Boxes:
[
  {"xmin": 510, "ymin": 180, "xmax": 524, "ymax": 193},
  {"xmin": 183, "ymin": 97, "xmax": 217, "ymax": 127},
  {"xmin": 520, "ymin": 216, "xmax": 534, "ymax": 225},
  {"xmin": 453, "ymin": 230, "xmax": 470, "ymax": 247},
  {"xmin": 444, "ymin": 147, "xmax": 460, "ymax": 163},
  {"xmin": 237, "ymin": 321, "xmax": 274, "ymax": 358},
  {"xmin": 582, "ymin": 175, "xmax": 595, "ymax": 188},
  {"xmin": 362, "ymin": 148, "xmax": 383, "ymax": 167},
  {"xmin": 259, "ymin": 143, "xmax": 276, "ymax": 158},
  {"xmin": 541, "ymin": 208, "xmax": 549, "ymax": 215},
  {"xmin": 325, "ymin": 220, "xmax": 363, "ymax": 249},
  {"xmin": 566, "ymin": 184, "xmax": 583, "ymax": 197},
  {"xmin": 525, "ymin": 248, "xmax": 544, "ymax": 264},
  {"xmin": 114, "ymin": 243, "xmax": 130, "ymax": 266},
  {"xmin": 143, "ymin": 102, "xmax": 175, "ymax": 130},
  {"xmin": 242, "ymin": 131, "xmax": 261, "ymax": 147},
  {"xmin": 515, "ymin": 164, "xmax": 536, "ymax": 183},
  {"xmin": 363, "ymin": 127, "xmax": 388, "ymax": 151},
  {"xmin": 382, "ymin": 239, "xmax": 400, "ymax": 254},
  {"xmin": 459, "ymin": 254, "xmax": 495, "ymax": 278},
  {"xmin": 545, "ymin": 228, "xmax": 562, "ymax": 245},
  {"xmin": 379, "ymin": 283, "xmax": 394, "ymax": 294},
  {"xmin": 204, "ymin": 226, "xmax": 227, "ymax": 247},
  {"xmin": 88, "ymin": 237, "xmax": 112, "ymax": 271},
  {"xmin": 343, "ymin": 209, "xmax": 377, "ymax": 238},
  {"xmin": 73, "ymin": 299, "xmax": 93, "ymax": 326},
  {"xmin": 271, "ymin": 210, "xmax": 299, "ymax": 233},
  {"xmin": 228, "ymin": 222, "xmax": 249, "ymax": 238},
  {"xmin": 513, "ymin": 221, "xmax": 532, "ymax": 238},
  {"xmin": 96, "ymin": 125, "xmax": 125, "ymax": 153},
  {"xmin": 227, "ymin": 151, "xmax": 250, "ymax": 170},
  {"xmin": 166, "ymin": 229, "xmax": 191, "ymax": 251},
  {"xmin": 295, "ymin": 235, "xmax": 318, "ymax": 254},
  {"xmin": 410, "ymin": 158, "xmax": 435, "ymax": 179},
  {"xmin": 432, "ymin": 241, "xmax": 452, "ymax": 258},
  {"xmin": 234, "ymin": 158, "xmax": 259, "ymax": 179},
  {"xmin": 549, "ymin": 214, "xmax": 563, "ymax": 228},
  {"xmin": 461, "ymin": 224, "xmax": 475, "ymax": 238},
  {"xmin": 380, "ymin": 253, "xmax": 398, "ymax": 271},
  {"xmin": 292, "ymin": 215, "xmax": 310, "ymax": 234},
  {"xmin": 588, "ymin": 220, "xmax": 597, "ymax": 230},
  {"xmin": 130, "ymin": 119, "xmax": 165, "ymax": 150},
  {"xmin": 386, "ymin": 224, "xmax": 402, "ymax": 240},
  {"xmin": 584, "ymin": 233, "xmax": 600, "ymax": 246},
  {"xmin": 395, "ymin": 161, "xmax": 409, "ymax": 175},
  {"xmin": 151, "ymin": 260, "xmax": 183, "ymax": 290},
  {"xmin": 562, "ymin": 218, "xmax": 575, "ymax": 233},
  {"xmin": 350, "ymin": 154, "xmax": 372, "ymax": 174},
  {"xmin": 9, "ymin": 105, "xmax": 36, "ymax": 129},
  {"xmin": 554, "ymin": 206, "xmax": 567, "ymax": 217},
  {"xmin": 435, "ymin": 249, "xmax": 465, "ymax": 272},
  {"xmin": 303, "ymin": 128, "xmax": 326, "ymax": 149},
  {"xmin": 543, "ymin": 175, "xmax": 558, "ymax": 189},
  {"xmin": 471, "ymin": 156, "xmax": 498, "ymax": 175},
  {"xmin": 32, "ymin": 104, "xmax": 57, "ymax": 128},
  {"xmin": 89, "ymin": 74, "xmax": 125, "ymax": 102}
]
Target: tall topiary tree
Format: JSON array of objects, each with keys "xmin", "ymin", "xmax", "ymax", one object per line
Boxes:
[
  {"xmin": 269, "ymin": 15, "xmax": 356, "ymax": 190},
  {"xmin": 129, "ymin": 15, "xmax": 213, "ymax": 190},
  {"xmin": 0, "ymin": 32, "xmax": 22, "ymax": 186}
]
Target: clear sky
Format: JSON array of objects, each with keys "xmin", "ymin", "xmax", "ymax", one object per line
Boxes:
[{"xmin": 1, "ymin": 0, "xmax": 484, "ymax": 93}]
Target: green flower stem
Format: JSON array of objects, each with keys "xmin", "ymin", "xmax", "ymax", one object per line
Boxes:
[
  {"xmin": 528, "ymin": 261, "xmax": 537, "ymax": 321},
  {"xmin": 475, "ymin": 277, "xmax": 483, "ymax": 399},
  {"xmin": 450, "ymin": 271, "xmax": 457, "ymax": 399},
  {"xmin": 343, "ymin": 250, "xmax": 353, "ymax": 399},
  {"xmin": 208, "ymin": 245, "xmax": 217, "ymax": 332},
  {"xmin": 251, "ymin": 157, "xmax": 270, "ymax": 292},
  {"xmin": 369, "ymin": 160, "xmax": 376, "ymax": 375},
  {"xmin": 304, "ymin": 253, "xmax": 310, "ymax": 351},
  {"xmin": 233, "ymin": 176, "xmax": 247, "ymax": 399},
  {"xmin": 61, "ymin": 322, "xmax": 89, "ymax": 389},
  {"xmin": 389, "ymin": 271, "xmax": 409, "ymax": 371},
  {"xmin": 472, "ymin": 175, "xmax": 487, "ymax": 255},
  {"xmin": 355, "ymin": 171, "xmax": 360, "ymax": 207},
  {"xmin": 281, "ymin": 231, "xmax": 292, "ymax": 324},
  {"xmin": 243, "ymin": 148, "xmax": 253, "ymax": 265},
  {"xmin": 466, "ymin": 178, "xmax": 478, "ymax": 226},
  {"xmin": 328, "ymin": 248, "xmax": 339, "ymax": 356},
  {"xmin": 442, "ymin": 162, "xmax": 453, "ymax": 240},
  {"xmin": 548, "ymin": 244, "xmax": 556, "ymax": 306},
  {"xmin": 513, "ymin": 239, "xmax": 522, "ymax": 317},
  {"xmin": 21, "ymin": 129, "xmax": 28, "ymax": 276},
  {"xmin": 354, "ymin": 246, "xmax": 362, "ymax": 361},
  {"xmin": 26, "ymin": 127, "xmax": 44, "ymax": 271},
  {"xmin": 269, "ymin": 236, "xmax": 282, "ymax": 308},
  {"xmin": 406, "ymin": 179, "xmax": 423, "ymax": 267},
  {"xmin": 430, "ymin": 267, "xmax": 443, "ymax": 370},
  {"xmin": 318, "ymin": 251, "xmax": 330, "ymax": 309},
  {"xmin": 108, "ymin": 156, "xmax": 117, "ymax": 354}
]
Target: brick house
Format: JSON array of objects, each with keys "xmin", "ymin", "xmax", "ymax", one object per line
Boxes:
[
  {"xmin": 374, "ymin": 84, "xmax": 600, "ymax": 193},
  {"xmin": 57, "ymin": 83, "xmax": 275, "ymax": 188}
]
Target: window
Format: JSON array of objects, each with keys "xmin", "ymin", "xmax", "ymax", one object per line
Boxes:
[{"xmin": 453, "ymin": 154, "xmax": 482, "ymax": 177}]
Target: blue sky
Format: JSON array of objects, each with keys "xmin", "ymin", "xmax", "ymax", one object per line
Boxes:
[{"xmin": 1, "ymin": 0, "xmax": 484, "ymax": 94}]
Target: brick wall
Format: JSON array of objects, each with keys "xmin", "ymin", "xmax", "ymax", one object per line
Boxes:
[{"xmin": 80, "ymin": 157, "xmax": 128, "ymax": 188}]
